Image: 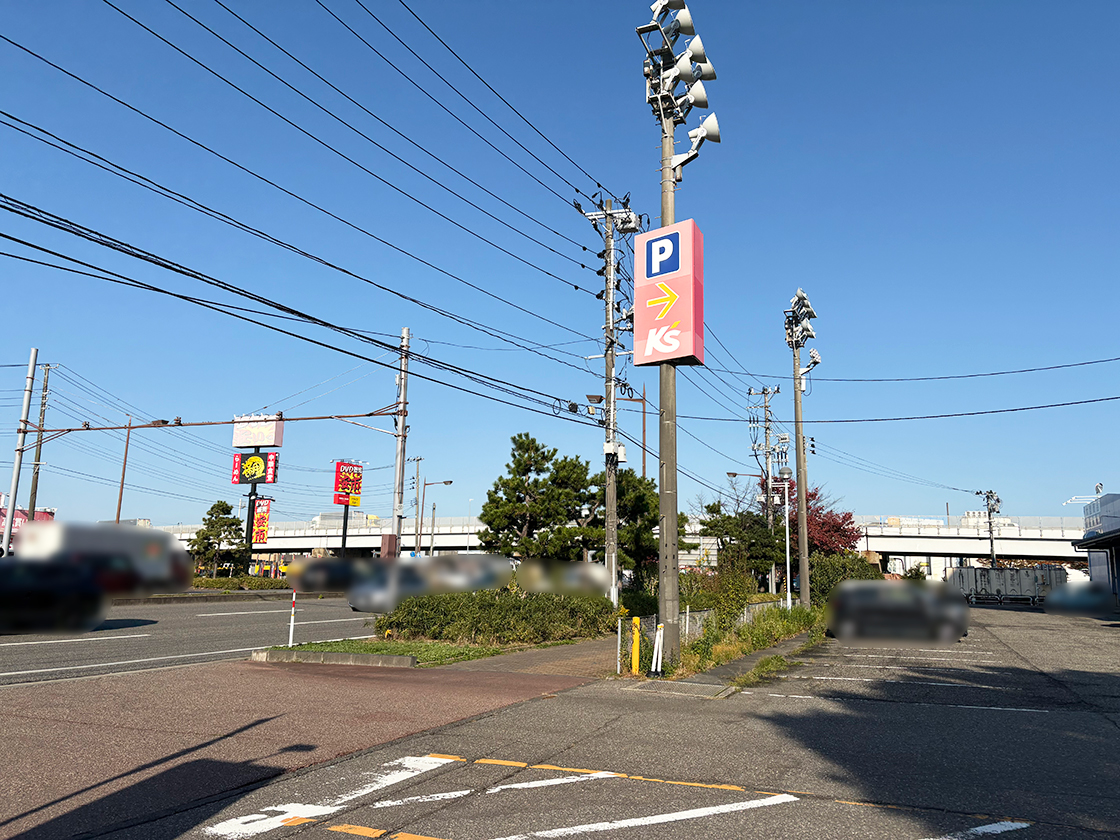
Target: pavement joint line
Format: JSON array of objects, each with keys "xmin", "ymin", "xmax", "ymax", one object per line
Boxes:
[{"xmin": 0, "ymin": 633, "xmax": 151, "ymax": 647}]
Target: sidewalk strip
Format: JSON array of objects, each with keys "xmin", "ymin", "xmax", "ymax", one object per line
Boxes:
[{"xmin": 486, "ymin": 793, "xmax": 798, "ymax": 839}]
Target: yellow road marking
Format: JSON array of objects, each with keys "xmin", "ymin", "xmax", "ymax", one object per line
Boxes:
[
  {"xmin": 327, "ymin": 826, "xmax": 387, "ymax": 838},
  {"xmin": 628, "ymin": 776, "xmax": 745, "ymax": 792},
  {"xmin": 529, "ymin": 764, "xmax": 610, "ymax": 775},
  {"xmin": 391, "ymin": 834, "xmax": 450, "ymax": 840},
  {"xmin": 426, "ymin": 754, "xmax": 466, "ymax": 762},
  {"xmin": 475, "ymin": 759, "xmax": 529, "ymax": 768},
  {"xmin": 281, "ymin": 816, "xmax": 317, "ymax": 826},
  {"xmin": 836, "ymin": 799, "xmax": 879, "ymax": 807}
]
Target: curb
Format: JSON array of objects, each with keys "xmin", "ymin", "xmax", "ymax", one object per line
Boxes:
[
  {"xmin": 250, "ymin": 649, "xmax": 416, "ymax": 668},
  {"xmin": 113, "ymin": 592, "xmax": 345, "ymax": 606}
]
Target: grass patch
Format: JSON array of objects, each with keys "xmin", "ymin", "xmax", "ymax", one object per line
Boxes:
[
  {"xmin": 674, "ymin": 605, "xmax": 826, "ymax": 679},
  {"xmin": 273, "ymin": 638, "xmax": 505, "ymax": 667},
  {"xmin": 731, "ymin": 654, "xmax": 800, "ymax": 687}
]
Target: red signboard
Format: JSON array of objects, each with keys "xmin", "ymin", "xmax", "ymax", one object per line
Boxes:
[
  {"xmin": 251, "ymin": 499, "xmax": 271, "ymax": 544},
  {"xmin": 333, "ymin": 493, "xmax": 361, "ymax": 507},
  {"xmin": 231, "ymin": 453, "xmax": 241, "ymax": 484},
  {"xmin": 265, "ymin": 451, "xmax": 278, "ymax": 483},
  {"xmin": 633, "ymin": 220, "xmax": 705, "ymax": 366},
  {"xmin": 334, "ymin": 462, "xmax": 364, "ymax": 495}
]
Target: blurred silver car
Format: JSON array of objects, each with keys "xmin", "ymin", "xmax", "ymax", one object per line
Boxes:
[{"xmin": 828, "ymin": 580, "xmax": 969, "ymax": 643}]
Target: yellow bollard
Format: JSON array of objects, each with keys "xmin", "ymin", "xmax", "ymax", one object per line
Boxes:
[{"xmin": 630, "ymin": 616, "xmax": 640, "ymax": 675}]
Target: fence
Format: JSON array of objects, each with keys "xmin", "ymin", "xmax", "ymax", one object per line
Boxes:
[{"xmin": 621, "ymin": 599, "xmax": 780, "ymax": 674}]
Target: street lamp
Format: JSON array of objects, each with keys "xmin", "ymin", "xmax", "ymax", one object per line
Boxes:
[
  {"xmin": 419, "ymin": 479, "xmax": 452, "ymax": 557},
  {"xmin": 467, "ymin": 498, "xmax": 474, "ymax": 553}
]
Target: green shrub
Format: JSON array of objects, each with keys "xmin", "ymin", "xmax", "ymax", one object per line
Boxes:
[
  {"xmin": 809, "ymin": 552, "xmax": 884, "ymax": 606},
  {"xmin": 901, "ymin": 566, "xmax": 927, "ymax": 582},
  {"xmin": 376, "ymin": 590, "xmax": 616, "ymax": 645},
  {"xmin": 620, "ymin": 590, "xmax": 658, "ymax": 617},
  {"xmin": 192, "ymin": 575, "xmax": 291, "ymax": 591}
]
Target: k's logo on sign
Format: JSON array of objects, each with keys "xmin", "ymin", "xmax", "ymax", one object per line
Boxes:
[{"xmin": 645, "ymin": 232, "xmax": 680, "ymax": 277}]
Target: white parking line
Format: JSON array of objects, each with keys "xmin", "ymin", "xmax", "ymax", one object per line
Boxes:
[
  {"xmin": 0, "ymin": 633, "xmax": 150, "ymax": 647},
  {"xmin": 919, "ymin": 821, "xmax": 1031, "ymax": 838},
  {"xmin": 0, "ymin": 646, "xmax": 268, "ymax": 676},
  {"xmin": 368, "ymin": 789, "xmax": 473, "ymax": 809},
  {"xmin": 488, "ymin": 772, "xmax": 620, "ymax": 793},
  {"xmin": 487, "ymin": 793, "xmax": 798, "ymax": 839},
  {"xmin": 841, "ymin": 654, "xmax": 997, "ymax": 663},
  {"xmin": 796, "ymin": 676, "xmax": 1018, "ymax": 690},
  {"xmin": 197, "ymin": 610, "xmax": 302, "ymax": 617}
]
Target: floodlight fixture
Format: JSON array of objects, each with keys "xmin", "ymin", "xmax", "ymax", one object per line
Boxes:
[
  {"xmin": 664, "ymin": 6, "xmax": 695, "ymax": 40},
  {"xmin": 694, "ymin": 60, "xmax": 717, "ymax": 80},
  {"xmin": 651, "ymin": 0, "xmax": 686, "ymax": 20},
  {"xmin": 586, "ymin": 394, "xmax": 604, "ymax": 404},
  {"xmin": 675, "ymin": 80, "xmax": 707, "ymax": 117}
]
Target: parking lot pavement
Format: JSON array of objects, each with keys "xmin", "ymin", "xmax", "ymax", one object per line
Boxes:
[{"xmin": 68, "ymin": 607, "xmax": 1118, "ymax": 840}]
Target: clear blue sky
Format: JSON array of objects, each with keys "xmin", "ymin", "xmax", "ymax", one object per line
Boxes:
[{"xmin": 2, "ymin": 0, "xmax": 1117, "ymax": 527}]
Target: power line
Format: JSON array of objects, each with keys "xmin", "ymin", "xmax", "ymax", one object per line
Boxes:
[
  {"xmin": 104, "ymin": 0, "xmax": 598, "ymax": 297},
  {"xmin": 350, "ymin": 0, "xmax": 614, "ymax": 206},
  {"xmin": 0, "ymin": 44, "xmax": 596, "ymax": 351},
  {"xmin": 206, "ymin": 0, "xmax": 593, "ymax": 257}
]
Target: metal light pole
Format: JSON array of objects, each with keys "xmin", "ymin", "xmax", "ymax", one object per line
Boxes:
[
  {"xmin": 419, "ymin": 479, "xmax": 452, "ymax": 556},
  {"xmin": 636, "ymin": 0, "xmax": 721, "ymax": 664},
  {"xmin": 467, "ymin": 498, "xmax": 474, "ymax": 553},
  {"xmin": 2, "ymin": 347, "xmax": 38, "ymax": 556},
  {"xmin": 785, "ymin": 289, "xmax": 820, "ymax": 607}
]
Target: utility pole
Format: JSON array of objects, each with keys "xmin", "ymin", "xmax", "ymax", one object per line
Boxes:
[
  {"xmin": 391, "ymin": 327, "xmax": 410, "ymax": 556},
  {"xmin": 636, "ymin": 1, "xmax": 722, "ymax": 664},
  {"xmin": 977, "ymin": 489, "xmax": 1001, "ymax": 568},
  {"xmin": 584, "ymin": 199, "xmax": 638, "ymax": 608},
  {"xmin": 785, "ymin": 289, "xmax": 820, "ymax": 607},
  {"xmin": 411, "ymin": 456, "xmax": 423, "ymax": 556},
  {"xmin": 2, "ymin": 347, "xmax": 38, "ymax": 556},
  {"xmin": 25, "ymin": 364, "xmax": 53, "ymax": 524},
  {"xmin": 748, "ymin": 385, "xmax": 779, "ymax": 593},
  {"xmin": 115, "ymin": 415, "xmax": 133, "ymax": 524}
]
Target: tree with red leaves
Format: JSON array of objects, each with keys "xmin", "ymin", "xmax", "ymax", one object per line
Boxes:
[{"xmin": 754, "ymin": 477, "xmax": 861, "ymax": 557}]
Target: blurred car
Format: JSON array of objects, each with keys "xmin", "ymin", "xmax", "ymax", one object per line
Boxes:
[
  {"xmin": 347, "ymin": 563, "xmax": 428, "ymax": 613},
  {"xmin": 0, "ymin": 560, "xmax": 107, "ymax": 633},
  {"xmin": 828, "ymin": 579, "xmax": 969, "ymax": 643},
  {"xmin": 292, "ymin": 559, "xmax": 365, "ymax": 593},
  {"xmin": 1044, "ymin": 582, "xmax": 1116, "ymax": 617}
]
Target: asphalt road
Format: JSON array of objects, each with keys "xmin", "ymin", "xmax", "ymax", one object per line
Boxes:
[
  {"xmin": 0, "ymin": 596, "xmax": 373, "ymax": 685},
  {"xmin": 28, "ymin": 605, "xmax": 1115, "ymax": 840}
]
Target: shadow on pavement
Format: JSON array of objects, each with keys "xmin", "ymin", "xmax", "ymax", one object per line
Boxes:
[
  {"xmin": 751, "ymin": 658, "xmax": 1120, "ymax": 835},
  {"xmin": 0, "ymin": 717, "xmax": 315, "ymax": 840},
  {"xmin": 93, "ymin": 618, "xmax": 158, "ymax": 631}
]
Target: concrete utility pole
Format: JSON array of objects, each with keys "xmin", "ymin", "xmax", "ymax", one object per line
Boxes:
[
  {"xmin": 785, "ymin": 289, "xmax": 819, "ymax": 607},
  {"xmin": 411, "ymin": 456, "xmax": 423, "ymax": 555},
  {"xmin": 25, "ymin": 364, "xmax": 52, "ymax": 523},
  {"xmin": 636, "ymin": 1, "xmax": 722, "ymax": 663},
  {"xmin": 977, "ymin": 489, "xmax": 1001, "ymax": 568},
  {"xmin": 115, "ymin": 415, "xmax": 133, "ymax": 524},
  {"xmin": 748, "ymin": 385, "xmax": 781, "ymax": 594},
  {"xmin": 2, "ymin": 347, "xmax": 38, "ymax": 556},
  {"xmin": 391, "ymin": 327, "xmax": 410, "ymax": 556}
]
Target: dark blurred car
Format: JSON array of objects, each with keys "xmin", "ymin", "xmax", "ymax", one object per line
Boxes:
[
  {"xmin": 828, "ymin": 580, "xmax": 969, "ymax": 643},
  {"xmin": 0, "ymin": 560, "xmax": 107, "ymax": 633},
  {"xmin": 292, "ymin": 560, "xmax": 365, "ymax": 593},
  {"xmin": 347, "ymin": 563, "xmax": 428, "ymax": 613},
  {"xmin": 1045, "ymin": 582, "xmax": 1116, "ymax": 617}
]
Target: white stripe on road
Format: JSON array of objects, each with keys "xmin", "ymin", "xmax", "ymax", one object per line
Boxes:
[
  {"xmin": 0, "ymin": 633, "xmax": 150, "ymax": 647},
  {"xmin": 741, "ymin": 691, "xmax": 1049, "ymax": 713},
  {"xmin": 798, "ymin": 676, "xmax": 1018, "ymax": 690},
  {"xmin": 197, "ymin": 610, "xmax": 303, "ymax": 617},
  {"xmin": 369, "ymin": 789, "xmax": 473, "ymax": 809},
  {"xmin": 919, "ymin": 821, "xmax": 1031, "ymax": 838},
  {"xmin": 838, "ymin": 647, "xmax": 995, "ymax": 655},
  {"xmin": 841, "ymin": 654, "xmax": 997, "ymax": 663},
  {"xmin": 204, "ymin": 755, "xmax": 454, "ymax": 838},
  {"xmin": 488, "ymin": 772, "xmax": 620, "ymax": 793},
  {"xmin": 487, "ymin": 794, "xmax": 798, "ymax": 840},
  {"xmin": 294, "ymin": 618, "xmax": 369, "ymax": 625},
  {"xmin": 0, "ymin": 646, "xmax": 268, "ymax": 676}
]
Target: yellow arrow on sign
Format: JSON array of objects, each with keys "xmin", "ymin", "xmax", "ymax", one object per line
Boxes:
[{"xmin": 646, "ymin": 282, "xmax": 679, "ymax": 320}]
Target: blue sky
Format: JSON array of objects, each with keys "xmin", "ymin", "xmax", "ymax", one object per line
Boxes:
[{"xmin": 1, "ymin": 0, "xmax": 1117, "ymax": 527}]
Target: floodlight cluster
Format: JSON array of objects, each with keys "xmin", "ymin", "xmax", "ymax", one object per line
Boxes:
[
  {"xmin": 637, "ymin": 0, "xmax": 721, "ymax": 178},
  {"xmin": 785, "ymin": 288, "xmax": 819, "ymax": 352}
]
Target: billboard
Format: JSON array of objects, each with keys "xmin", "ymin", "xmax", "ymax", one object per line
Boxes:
[
  {"xmin": 232, "ymin": 414, "xmax": 285, "ymax": 448},
  {"xmin": 334, "ymin": 462, "xmax": 364, "ymax": 495},
  {"xmin": 232, "ymin": 451, "xmax": 279, "ymax": 485},
  {"xmin": 633, "ymin": 220, "xmax": 705, "ymax": 366},
  {"xmin": 333, "ymin": 493, "xmax": 361, "ymax": 507},
  {"xmin": 252, "ymin": 499, "xmax": 271, "ymax": 544}
]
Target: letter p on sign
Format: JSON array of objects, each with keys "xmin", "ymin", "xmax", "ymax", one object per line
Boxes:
[{"xmin": 647, "ymin": 232, "xmax": 680, "ymax": 277}]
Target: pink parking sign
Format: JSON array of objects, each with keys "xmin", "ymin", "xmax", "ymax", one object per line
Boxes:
[{"xmin": 633, "ymin": 220, "xmax": 704, "ymax": 366}]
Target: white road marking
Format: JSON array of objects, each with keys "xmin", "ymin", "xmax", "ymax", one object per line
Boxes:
[
  {"xmin": 329, "ymin": 755, "xmax": 458, "ymax": 806},
  {"xmin": 204, "ymin": 755, "xmax": 454, "ymax": 838},
  {"xmin": 488, "ymin": 772, "xmax": 620, "ymax": 793},
  {"xmin": 799, "ymin": 676, "xmax": 1016, "ymax": 690},
  {"xmin": 294, "ymin": 618, "xmax": 368, "ymax": 625},
  {"xmin": 197, "ymin": 610, "xmax": 303, "ymax": 617},
  {"xmin": 0, "ymin": 646, "xmax": 269, "ymax": 676},
  {"xmin": 831, "ymin": 664, "xmax": 991, "ymax": 672},
  {"xmin": 919, "ymin": 821, "xmax": 1031, "ymax": 838},
  {"xmin": 369, "ymin": 790, "xmax": 473, "ymax": 809},
  {"xmin": 841, "ymin": 654, "xmax": 997, "ymax": 663},
  {"xmin": 0, "ymin": 633, "xmax": 150, "ymax": 647},
  {"xmin": 487, "ymin": 793, "xmax": 798, "ymax": 839},
  {"xmin": 838, "ymin": 647, "xmax": 995, "ymax": 655}
]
